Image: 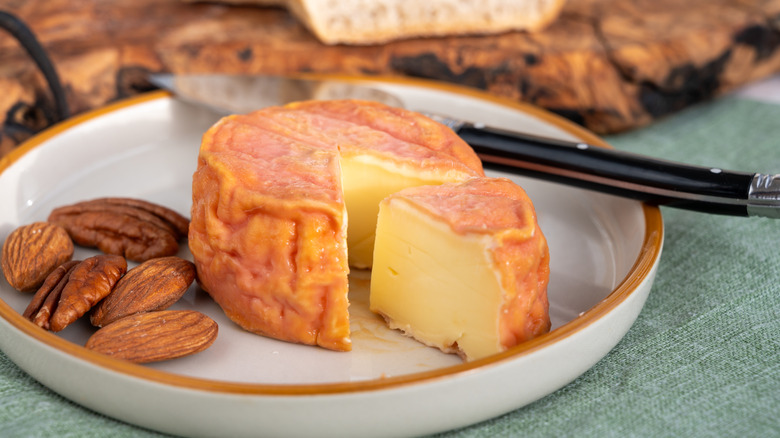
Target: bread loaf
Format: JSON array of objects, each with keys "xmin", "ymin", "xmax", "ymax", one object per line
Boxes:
[{"xmin": 191, "ymin": 0, "xmax": 566, "ymax": 45}]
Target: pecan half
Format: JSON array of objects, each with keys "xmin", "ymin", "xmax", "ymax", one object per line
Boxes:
[
  {"xmin": 91, "ymin": 256, "xmax": 196, "ymax": 327},
  {"xmin": 49, "ymin": 254, "xmax": 127, "ymax": 332},
  {"xmin": 2, "ymin": 222, "xmax": 74, "ymax": 291},
  {"xmin": 48, "ymin": 197, "xmax": 189, "ymax": 262},
  {"xmin": 23, "ymin": 260, "xmax": 81, "ymax": 330},
  {"xmin": 97, "ymin": 198, "xmax": 189, "ymax": 239},
  {"xmin": 85, "ymin": 310, "xmax": 218, "ymax": 363}
]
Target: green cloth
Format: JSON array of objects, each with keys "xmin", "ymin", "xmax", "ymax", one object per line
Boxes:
[{"xmin": 2, "ymin": 95, "xmax": 779, "ymax": 437}]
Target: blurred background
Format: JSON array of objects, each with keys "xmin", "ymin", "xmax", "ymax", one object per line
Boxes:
[{"xmin": 1, "ymin": 0, "xmax": 779, "ymax": 155}]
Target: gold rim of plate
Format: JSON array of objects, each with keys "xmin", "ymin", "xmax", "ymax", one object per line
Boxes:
[{"xmin": 0, "ymin": 74, "xmax": 664, "ymax": 396}]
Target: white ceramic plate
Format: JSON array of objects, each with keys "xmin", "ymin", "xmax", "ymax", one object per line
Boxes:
[{"xmin": 0, "ymin": 78, "xmax": 663, "ymax": 438}]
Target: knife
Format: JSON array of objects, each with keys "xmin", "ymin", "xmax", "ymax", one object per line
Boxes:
[{"xmin": 149, "ymin": 73, "xmax": 780, "ymax": 219}]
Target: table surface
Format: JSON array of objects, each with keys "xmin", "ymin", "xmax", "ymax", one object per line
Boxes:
[{"xmin": 1, "ymin": 75, "xmax": 779, "ymax": 437}]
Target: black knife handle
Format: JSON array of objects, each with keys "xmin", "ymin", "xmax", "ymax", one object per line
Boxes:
[{"xmin": 455, "ymin": 123, "xmax": 757, "ymax": 216}]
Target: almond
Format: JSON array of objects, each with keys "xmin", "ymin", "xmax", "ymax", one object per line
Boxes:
[
  {"xmin": 90, "ymin": 256, "xmax": 196, "ymax": 327},
  {"xmin": 2, "ymin": 222, "xmax": 74, "ymax": 291},
  {"xmin": 85, "ymin": 310, "xmax": 218, "ymax": 363}
]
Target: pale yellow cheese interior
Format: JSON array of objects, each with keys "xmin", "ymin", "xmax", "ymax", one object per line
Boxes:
[
  {"xmin": 369, "ymin": 197, "xmax": 505, "ymax": 361},
  {"xmin": 340, "ymin": 156, "xmax": 462, "ymax": 269}
]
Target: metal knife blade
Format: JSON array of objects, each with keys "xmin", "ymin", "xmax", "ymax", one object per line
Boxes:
[
  {"xmin": 149, "ymin": 73, "xmax": 780, "ymax": 219},
  {"xmin": 148, "ymin": 73, "xmax": 403, "ymax": 115}
]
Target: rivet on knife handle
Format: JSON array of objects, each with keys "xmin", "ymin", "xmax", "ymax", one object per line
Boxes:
[{"xmin": 433, "ymin": 116, "xmax": 778, "ymax": 218}]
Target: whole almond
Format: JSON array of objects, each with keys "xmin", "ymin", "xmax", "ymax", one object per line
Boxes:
[
  {"xmin": 85, "ymin": 310, "xmax": 218, "ymax": 363},
  {"xmin": 90, "ymin": 256, "xmax": 196, "ymax": 327},
  {"xmin": 2, "ymin": 222, "xmax": 74, "ymax": 291}
]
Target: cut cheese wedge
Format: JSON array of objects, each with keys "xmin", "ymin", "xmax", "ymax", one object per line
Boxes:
[
  {"xmin": 189, "ymin": 99, "xmax": 484, "ymax": 351},
  {"xmin": 340, "ymin": 157, "xmax": 452, "ymax": 268},
  {"xmin": 370, "ymin": 177, "xmax": 551, "ymax": 361},
  {"xmin": 279, "ymin": 99, "xmax": 485, "ymax": 268}
]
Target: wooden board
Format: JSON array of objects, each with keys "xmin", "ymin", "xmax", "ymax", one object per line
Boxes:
[{"xmin": 2, "ymin": 0, "xmax": 780, "ymax": 155}]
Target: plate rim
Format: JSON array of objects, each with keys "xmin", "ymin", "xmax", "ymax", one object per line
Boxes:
[{"xmin": 0, "ymin": 75, "xmax": 663, "ymax": 396}]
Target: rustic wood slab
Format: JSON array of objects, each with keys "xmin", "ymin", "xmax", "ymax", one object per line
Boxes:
[{"xmin": 1, "ymin": 0, "xmax": 780, "ymax": 154}]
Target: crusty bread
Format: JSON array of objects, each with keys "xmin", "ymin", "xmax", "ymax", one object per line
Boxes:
[
  {"xmin": 191, "ymin": 0, "xmax": 566, "ymax": 45},
  {"xmin": 288, "ymin": 0, "xmax": 566, "ymax": 44}
]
